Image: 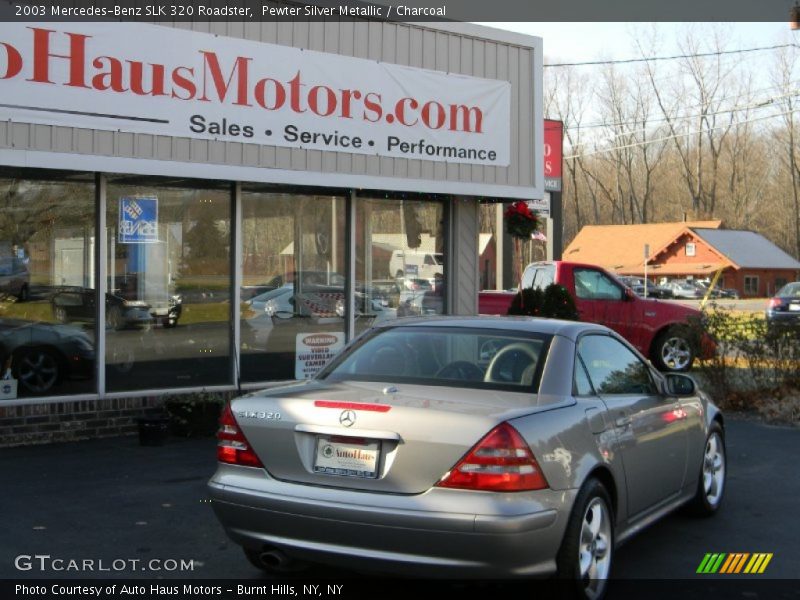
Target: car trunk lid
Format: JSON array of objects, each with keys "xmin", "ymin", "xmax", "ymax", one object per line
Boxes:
[{"xmin": 230, "ymin": 379, "xmax": 541, "ymax": 494}]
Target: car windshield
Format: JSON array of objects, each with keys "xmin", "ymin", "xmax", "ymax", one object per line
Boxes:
[
  {"xmin": 777, "ymin": 283, "xmax": 800, "ymax": 298},
  {"xmin": 319, "ymin": 326, "xmax": 551, "ymax": 392}
]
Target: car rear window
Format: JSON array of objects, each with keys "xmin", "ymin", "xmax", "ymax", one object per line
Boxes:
[{"xmin": 319, "ymin": 326, "xmax": 551, "ymax": 392}]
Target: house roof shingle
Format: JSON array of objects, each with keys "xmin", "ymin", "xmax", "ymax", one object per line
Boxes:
[
  {"xmin": 691, "ymin": 229, "xmax": 800, "ymax": 270},
  {"xmin": 563, "ymin": 221, "xmax": 723, "ymax": 273}
]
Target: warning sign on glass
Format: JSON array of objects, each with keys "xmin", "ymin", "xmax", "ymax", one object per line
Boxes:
[{"xmin": 295, "ymin": 332, "xmax": 345, "ymax": 380}]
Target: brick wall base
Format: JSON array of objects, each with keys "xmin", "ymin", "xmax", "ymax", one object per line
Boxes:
[{"xmin": 0, "ymin": 392, "xmax": 231, "ymax": 447}]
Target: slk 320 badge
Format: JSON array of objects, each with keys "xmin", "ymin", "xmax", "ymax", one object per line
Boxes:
[{"xmin": 236, "ymin": 411, "xmax": 282, "ymax": 420}]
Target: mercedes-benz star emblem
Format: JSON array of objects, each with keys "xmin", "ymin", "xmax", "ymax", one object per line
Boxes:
[{"xmin": 339, "ymin": 410, "xmax": 356, "ymax": 428}]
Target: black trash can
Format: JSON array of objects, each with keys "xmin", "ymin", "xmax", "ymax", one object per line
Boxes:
[{"xmin": 137, "ymin": 416, "xmax": 170, "ymax": 446}]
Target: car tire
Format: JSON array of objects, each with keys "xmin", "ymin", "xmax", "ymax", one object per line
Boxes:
[
  {"xmin": 686, "ymin": 422, "xmax": 726, "ymax": 517},
  {"xmin": 556, "ymin": 478, "xmax": 614, "ymax": 600},
  {"xmin": 243, "ymin": 548, "xmax": 312, "ymax": 576},
  {"xmin": 14, "ymin": 347, "xmax": 61, "ymax": 395},
  {"xmin": 652, "ymin": 327, "xmax": 695, "ymax": 372}
]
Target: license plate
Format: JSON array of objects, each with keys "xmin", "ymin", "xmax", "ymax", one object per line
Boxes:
[
  {"xmin": 789, "ymin": 303, "xmax": 800, "ymax": 312},
  {"xmin": 314, "ymin": 436, "xmax": 380, "ymax": 479}
]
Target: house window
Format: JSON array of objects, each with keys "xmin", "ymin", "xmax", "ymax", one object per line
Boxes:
[
  {"xmin": 685, "ymin": 242, "xmax": 696, "ymax": 257},
  {"xmin": 744, "ymin": 276, "xmax": 759, "ymax": 296}
]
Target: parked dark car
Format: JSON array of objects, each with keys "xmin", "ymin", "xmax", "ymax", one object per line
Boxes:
[
  {"xmin": 0, "ymin": 257, "xmax": 30, "ymax": 301},
  {"xmin": 51, "ymin": 287, "xmax": 153, "ymax": 330},
  {"xmin": 0, "ymin": 318, "xmax": 94, "ymax": 394},
  {"xmin": 766, "ymin": 282, "xmax": 800, "ymax": 330},
  {"xmin": 665, "ymin": 281, "xmax": 703, "ymax": 299},
  {"xmin": 617, "ymin": 276, "xmax": 674, "ymax": 299},
  {"xmin": 694, "ymin": 280, "xmax": 739, "ymax": 299}
]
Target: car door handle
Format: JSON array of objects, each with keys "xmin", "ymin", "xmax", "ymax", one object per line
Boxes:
[{"xmin": 615, "ymin": 415, "xmax": 631, "ymax": 428}]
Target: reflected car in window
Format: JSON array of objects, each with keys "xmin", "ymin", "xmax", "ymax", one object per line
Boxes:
[
  {"xmin": 210, "ymin": 318, "xmax": 726, "ymax": 599},
  {"xmin": 0, "ymin": 318, "xmax": 94, "ymax": 395},
  {"xmin": 246, "ymin": 285, "xmax": 295, "ymax": 317},
  {"xmin": 242, "ymin": 286, "xmax": 396, "ymax": 350},
  {"xmin": 51, "ymin": 287, "xmax": 153, "ymax": 330},
  {"xmin": 0, "ymin": 257, "xmax": 30, "ymax": 301}
]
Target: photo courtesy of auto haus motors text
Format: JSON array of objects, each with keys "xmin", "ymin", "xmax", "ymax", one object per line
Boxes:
[
  {"xmin": 14, "ymin": 583, "xmax": 343, "ymax": 598},
  {"xmin": 0, "ymin": 22, "xmax": 510, "ymax": 166}
]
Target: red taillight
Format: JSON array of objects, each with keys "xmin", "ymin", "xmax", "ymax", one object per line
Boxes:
[
  {"xmin": 217, "ymin": 403, "xmax": 264, "ymax": 468},
  {"xmin": 436, "ymin": 423, "xmax": 549, "ymax": 492},
  {"xmin": 768, "ymin": 298, "xmax": 782, "ymax": 308}
]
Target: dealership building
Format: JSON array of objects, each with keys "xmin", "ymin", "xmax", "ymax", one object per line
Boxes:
[{"xmin": 0, "ymin": 18, "xmax": 542, "ymax": 444}]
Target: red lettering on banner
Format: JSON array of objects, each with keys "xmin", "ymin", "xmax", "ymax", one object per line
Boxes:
[
  {"xmin": 171, "ymin": 66, "xmax": 196, "ymax": 100},
  {"xmin": 421, "ymin": 100, "xmax": 446, "ymax": 130},
  {"xmin": 254, "ymin": 77, "xmax": 285, "ymax": 110},
  {"xmin": 363, "ymin": 92, "xmax": 382, "ymax": 122},
  {"xmin": 199, "ymin": 51, "xmax": 251, "ymax": 106},
  {"xmin": 395, "ymin": 97, "xmax": 419, "ymax": 126},
  {"xmin": 0, "ymin": 26, "xmax": 495, "ymax": 144},
  {"xmin": 28, "ymin": 27, "xmax": 90, "ymax": 88},
  {"xmin": 129, "ymin": 62, "xmax": 166, "ymax": 96},
  {"xmin": 288, "ymin": 71, "xmax": 305, "ymax": 113},
  {"xmin": 308, "ymin": 85, "xmax": 336, "ymax": 116},
  {"xmin": 0, "ymin": 42, "xmax": 22, "ymax": 79},
  {"xmin": 91, "ymin": 56, "xmax": 126, "ymax": 92}
]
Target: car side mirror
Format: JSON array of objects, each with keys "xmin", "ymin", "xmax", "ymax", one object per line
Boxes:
[
  {"xmin": 664, "ymin": 373, "xmax": 696, "ymax": 396},
  {"xmin": 624, "ymin": 287, "xmax": 636, "ymax": 301}
]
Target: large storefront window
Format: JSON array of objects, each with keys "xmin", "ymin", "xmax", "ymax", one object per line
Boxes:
[
  {"xmin": 240, "ymin": 188, "xmax": 346, "ymax": 382},
  {"xmin": 0, "ymin": 169, "xmax": 95, "ymax": 398},
  {"xmin": 355, "ymin": 196, "xmax": 447, "ymax": 337},
  {"xmin": 105, "ymin": 177, "xmax": 231, "ymax": 391}
]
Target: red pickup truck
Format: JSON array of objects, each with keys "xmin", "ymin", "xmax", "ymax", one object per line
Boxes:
[{"xmin": 478, "ymin": 261, "xmax": 713, "ymax": 372}]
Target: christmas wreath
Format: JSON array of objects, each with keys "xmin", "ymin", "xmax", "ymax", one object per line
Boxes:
[{"xmin": 504, "ymin": 201, "xmax": 541, "ymax": 239}]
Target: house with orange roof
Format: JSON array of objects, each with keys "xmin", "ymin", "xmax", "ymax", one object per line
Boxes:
[{"xmin": 564, "ymin": 221, "xmax": 800, "ymax": 297}]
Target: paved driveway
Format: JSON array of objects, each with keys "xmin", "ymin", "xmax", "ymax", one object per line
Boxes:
[{"xmin": 1, "ymin": 417, "xmax": 797, "ymax": 587}]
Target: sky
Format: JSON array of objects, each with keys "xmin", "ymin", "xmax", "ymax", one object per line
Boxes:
[{"xmin": 482, "ymin": 22, "xmax": 795, "ymax": 64}]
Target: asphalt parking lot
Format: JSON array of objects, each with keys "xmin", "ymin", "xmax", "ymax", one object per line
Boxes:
[{"xmin": 0, "ymin": 417, "xmax": 797, "ymax": 588}]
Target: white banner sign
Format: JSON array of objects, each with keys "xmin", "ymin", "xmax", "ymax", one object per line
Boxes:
[{"xmin": 0, "ymin": 23, "xmax": 511, "ymax": 166}]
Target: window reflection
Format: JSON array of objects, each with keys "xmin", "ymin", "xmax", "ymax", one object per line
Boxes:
[
  {"xmin": 0, "ymin": 169, "xmax": 95, "ymax": 397},
  {"xmin": 355, "ymin": 197, "xmax": 446, "ymax": 338},
  {"xmin": 105, "ymin": 177, "xmax": 231, "ymax": 391},
  {"xmin": 240, "ymin": 189, "xmax": 347, "ymax": 382}
]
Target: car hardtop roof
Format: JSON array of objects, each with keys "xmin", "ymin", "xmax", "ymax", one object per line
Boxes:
[{"xmin": 375, "ymin": 315, "xmax": 610, "ymax": 340}]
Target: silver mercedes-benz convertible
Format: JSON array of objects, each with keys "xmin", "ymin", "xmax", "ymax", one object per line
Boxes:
[{"xmin": 209, "ymin": 317, "xmax": 725, "ymax": 599}]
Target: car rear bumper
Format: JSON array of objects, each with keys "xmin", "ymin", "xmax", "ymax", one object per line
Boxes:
[
  {"xmin": 208, "ymin": 465, "xmax": 573, "ymax": 577},
  {"xmin": 766, "ymin": 310, "xmax": 800, "ymax": 323}
]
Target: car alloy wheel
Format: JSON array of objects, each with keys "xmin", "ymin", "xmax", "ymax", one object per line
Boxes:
[
  {"xmin": 660, "ymin": 336, "xmax": 692, "ymax": 370},
  {"xmin": 578, "ymin": 497, "xmax": 612, "ymax": 597},
  {"xmin": 16, "ymin": 348, "xmax": 59, "ymax": 394},
  {"xmin": 702, "ymin": 431, "xmax": 725, "ymax": 507},
  {"xmin": 653, "ymin": 327, "xmax": 695, "ymax": 372},
  {"xmin": 557, "ymin": 478, "xmax": 614, "ymax": 600},
  {"xmin": 687, "ymin": 422, "xmax": 726, "ymax": 516}
]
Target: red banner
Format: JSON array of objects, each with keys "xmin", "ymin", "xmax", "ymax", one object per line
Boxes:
[{"xmin": 544, "ymin": 119, "xmax": 563, "ymax": 191}]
